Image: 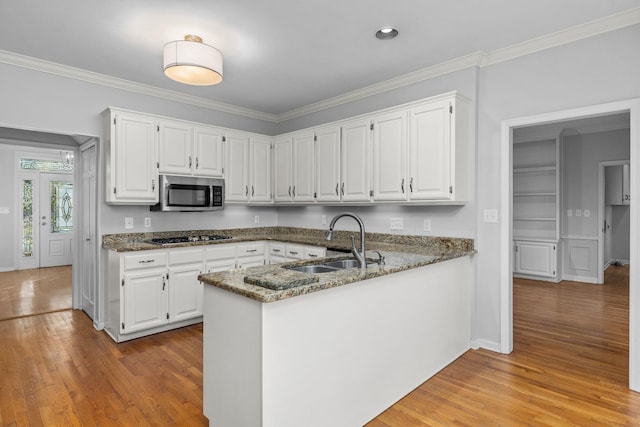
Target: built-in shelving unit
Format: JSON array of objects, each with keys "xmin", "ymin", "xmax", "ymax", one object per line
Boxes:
[{"xmin": 513, "ymin": 137, "xmax": 560, "ymax": 280}]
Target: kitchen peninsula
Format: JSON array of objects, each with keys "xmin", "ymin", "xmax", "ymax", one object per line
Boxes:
[{"xmin": 193, "ymin": 227, "xmax": 474, "ymax": 427}]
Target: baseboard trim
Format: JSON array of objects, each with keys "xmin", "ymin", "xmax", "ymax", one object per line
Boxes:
[
  {"xmin": 562, "ymin": 274, "xmax": 599, "ymax": 284},
  {"xmin": 472, "ymin": 338, "xmax": 503, "ymax": 354}
]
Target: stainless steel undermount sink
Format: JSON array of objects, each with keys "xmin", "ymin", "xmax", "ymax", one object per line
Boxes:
[
  {"xmin": 287, "ymin": 265, "xmax": 340, "ymax": 274},
  {"xmin": 323, "ymin": 259, "xmax": 375, "ymax": 269},
  {"xmin": 285, "ymin": 257, "xmax": 376, "ymax": 274}
]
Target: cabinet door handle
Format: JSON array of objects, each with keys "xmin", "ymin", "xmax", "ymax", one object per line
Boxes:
[
  {"xmin": 289, "ymin": 251, "xmax": 299, "ymax": 255},
  {"xmin": 335, "ymin": 183, "xmax": 339, "ymax": 196},
  {"xmin": 308, "ymin": 254, "xmax": 318, "ymax": 258},
  {"xmin": 401, "ymin": 178, "xmax": 405, "ymax": 193},
  {"xmin": 189, "ymin": 156, "xmax": 192, "ymax": 168},
  {"xmin": 138, "ymin": 259, "xmax": 155, "ymax": 264},
  {"xmin": 162, "ymin": 277, "xmax": 166, "ymax": 291},
  {"xmin": 245, "ymin": 185, "xmax": 249, "ymax": 196},
  {"xmin": 196, "ymin": 157, "xmax": 199, "ymax": 169},
  {"xmin": 246, "ymin": 249, "xmax": 258, "ymax": 253},
  {"xmin": 292, "ymin": 186, "xmax": 296, "ymax": 197},
  {"xmin": 152, "ymin": 179, "xmax": 155, "ymax": 191},
  {"xmin": 252, "ymin": 185, "xmax": 255, "ymax": 197},
  {"xmin": 272, "ymin": 249, "xmax": 281, "ymax": 253},
  {"xmin": 288, "ymin": 186, "xmax": 292, "ymax": 197},
  {"xmin": 341, "ymin": 182, "xmax": 345, "ymax": 196},
  {"xmin": 410, "ymin": 177, "xmax": 414, "ymax": 193}
]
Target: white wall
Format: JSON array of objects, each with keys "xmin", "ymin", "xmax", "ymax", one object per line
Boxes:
[
  {"xmin": 476, "ymin": 24, "xmax": 640, "ymax": 347},
  {"xmin": 563, "ymin": 129, "xmax": 630, "ymax": 237}
]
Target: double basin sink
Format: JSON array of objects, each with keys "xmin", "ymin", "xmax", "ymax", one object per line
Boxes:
[{"xmin": 286, "ymin": 258, "xmax": 376, "ymax": 274}]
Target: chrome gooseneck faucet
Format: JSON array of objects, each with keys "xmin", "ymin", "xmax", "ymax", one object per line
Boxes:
[{"xmin": 325, "ymin": 212, "xmax": 366, "ymax": 268}]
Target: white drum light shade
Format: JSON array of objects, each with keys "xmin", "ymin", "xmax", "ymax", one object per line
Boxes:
[{"xmin": 163, "ymin": 35, "xmax": 223, "ymax": 86}]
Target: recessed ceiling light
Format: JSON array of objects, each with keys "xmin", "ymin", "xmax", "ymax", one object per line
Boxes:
[{"xmin": 375, "ymin": 27, "xmax": 398, "ymax": 40}]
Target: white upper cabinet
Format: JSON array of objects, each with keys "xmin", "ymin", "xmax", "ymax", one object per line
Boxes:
[
  {"xmin": 158, "ymin": 120, "xmax": 224, "ymax": 178},
  {"xmin": 193, "ymin": 126, "xmax": 224, "ymax": 177},
  {"xmin": 158, "ymin": 120, "xmax": 193, "ymax": 175},
  {"xmin": 274, "ymin": 131, "xmax": 315, "ymax": 203},
  {"xmin": 372, "ymin": 111, "xmax": 407, "ymax": 201},
  {"xmin": 314, "ymin": 126, "xmax": 341, "ymax": 202},
  {"xmin": 292, "ymin": 132, "xmax": 315, "ymax": 202},
  {"xmin": 225, "ymin": 132, "xmax": 250, "ymax": 202},
  {"xmin": 104, "ymin": 109, "xmax": 159, "ymax": 205},
  {"xmin": 225, "ymin": 131, "xmax": 272, "ymax": 203},
  {"xmin": 408, "ymin": 95, "xmax": 469, "ymax": 201},
  {"xmin": 249, "ymin": 135, "xmax": 272, "ymax": 202},
  {"xmin": 341, "ymin": 118, "xmax": 372, "ymax": 202},
  {"xmin": 273, "ymin": 136, "xmax": 293, "ymax": 202}
]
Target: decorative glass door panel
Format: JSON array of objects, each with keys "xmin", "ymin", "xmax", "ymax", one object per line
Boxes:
[{"xmin": 40, "ymin": 174, "xmax": 74, "ymax": 267}]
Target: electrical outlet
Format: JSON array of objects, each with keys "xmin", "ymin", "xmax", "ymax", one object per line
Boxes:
[
  {"xmin": 321, "ymin": 215, "xmax": 327, "ymax": 225},
  {"xmin": 423, "ymin": 219, "xmax": 432, "ymax": 231},
  {"xmin": 390, "ymin": 218, "xmax": 404, "ymax": 230},
  {"xmin": 124, "ymin": 217, "xmax": 134, "ymax": 229},
  {"xmin": 254, "ymin": 215, "xmax": 260, "ymax": 224},
  {"xmin": 584, "ymin": 209, "xmax": 590, "ymax": 217},
  {"xmin": 144, "ymin": 217, "xmax": 151, "ymax": 227},
  {"xmin": 576, "ymin": 209, "xmax": 582, "ymax": 217},
  {"xmin": 567, "ymin": 210, "xmax": 572, "ymax": 217},
  {"xmin": 0, "ymin": 207, "xmax": 9, "ymax": 214}
]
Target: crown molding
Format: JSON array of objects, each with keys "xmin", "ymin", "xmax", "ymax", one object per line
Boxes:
[
  {"xmin": 0, "ymin": 7, "xmax": 637, "ymax": 124},
  {"xmin": 0, "ymin": 50, "xmax": 278, "ymax": 123},
  {"xmin": 479, "ymin": 6, "xmax": 640, "ymax": 67}
]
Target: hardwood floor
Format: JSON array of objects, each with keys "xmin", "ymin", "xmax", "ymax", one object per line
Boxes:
[
  {"xmin": 0, "ymin": 266, "xmax": 71, "ymax": 321},
  {"xmin": 368, "ymin": 265, "xmax": 638, "ymax": 426},
  {"xmin": 1, "ymin": 265, "xmax": 637, "ymax": 426}
]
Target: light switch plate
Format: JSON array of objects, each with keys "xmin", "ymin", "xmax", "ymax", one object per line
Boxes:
[
  {"xmin": 567, "ymin": 210, "xmax": 572, "ymax": 217},
  {"xmin": 144, "ymin": 217, "xmax": 151, "ymax": 227},
  {"xmin": 0, "ymin": 207, "xmax": 9, "ymax": 214},
  {"xmin": 254, "ymin": 215, "xmax": 260, "ymax": 224},
  {"xmin": 125, "ymin": 217, "xmax": 134, "ymax": 229},
  {"xmin": 584, "ymin": 209, "xmax": 590, "ymax": 217},
  {"xmin": 483, "ymin": 209, "xmax": 498, "ymax": 223},
  {"xmin": 423, "ymin": 219, "xmax": 432, "ymax": 231}
]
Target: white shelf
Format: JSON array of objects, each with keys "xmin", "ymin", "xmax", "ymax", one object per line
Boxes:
[
  {"xmin": 513, "ymin": 166, "xmax": 556, "ymax": 174},
  {"xmin": 513, "ymin": 192, "xmax": 556, "ymax": 197}
]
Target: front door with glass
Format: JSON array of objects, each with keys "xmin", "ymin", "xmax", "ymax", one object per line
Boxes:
[{"xmin": 39, "ymin": 173, "xmax": 73, "ymax": 267}]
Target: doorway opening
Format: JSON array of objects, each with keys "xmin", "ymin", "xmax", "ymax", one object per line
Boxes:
[{"xmin": 500, "ymin": 98, "xmax": 640, "ymax": 391}]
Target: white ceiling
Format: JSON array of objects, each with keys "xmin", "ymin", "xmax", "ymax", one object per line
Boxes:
[{"xmin": 1, "ymin": 0, "xmax": 639, "ymax": 120}]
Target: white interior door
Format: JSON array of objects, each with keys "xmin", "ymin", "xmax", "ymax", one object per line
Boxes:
[{"xmin": 39, "ymin": 173, "xmax": 73, "ymax": 267}]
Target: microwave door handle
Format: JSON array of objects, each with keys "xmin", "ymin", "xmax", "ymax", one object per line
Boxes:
[{"xmin": 210, "ymin": 185, "xmax": 215, "ymax": 207}]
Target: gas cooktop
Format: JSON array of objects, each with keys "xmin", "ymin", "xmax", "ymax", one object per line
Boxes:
[{"xmin": 148, "ymin": 235, "xmax": 232, "ymax": 245}]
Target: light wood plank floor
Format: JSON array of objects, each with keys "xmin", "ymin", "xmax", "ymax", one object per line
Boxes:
[
  {"xmin": 0, "ymin": 266, "xmax": 71, "ymax": 321},
  {"xmin": 1, "ymin": 265, "xmax": 637, "ymax": 426}
]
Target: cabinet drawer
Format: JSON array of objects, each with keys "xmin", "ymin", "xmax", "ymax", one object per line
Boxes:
[
  {"xmin": 285, "ymin": 244, "xmax": 305, "ymax": 259},
  {"xmin": 205, "ymin": 244, "xmax": 237, "ymax": 261},
  {"xmin": 269, "ymin": 243, "xmax": 285, "ymax": 256},
  {"xmin": 237, "ymin": 243, "xmax": 265, "ymax": 257},
  {"xmin": 169, "ymin": 248, "xmax": 203, "ymax": 265},
  {"xmin": 304, "ymin": 246, "xmax": 326, "ymax": 259},
  {"xmin": 123, "ymin": 252, "xmax": 168, "ymax": 271}
]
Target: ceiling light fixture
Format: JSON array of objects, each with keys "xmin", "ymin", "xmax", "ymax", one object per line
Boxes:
[
  {"xmin": 163, "ymin": 35, "xmax": 223, "ymax": 86},
  {"xmin": 375, "ymin": 27, "xmax": 399, "ymax": 40}
]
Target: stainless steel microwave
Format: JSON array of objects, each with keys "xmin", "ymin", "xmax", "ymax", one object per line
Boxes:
[{"xmin": 151, "ymin": 175, "xmax": 224, "ymax": 212}]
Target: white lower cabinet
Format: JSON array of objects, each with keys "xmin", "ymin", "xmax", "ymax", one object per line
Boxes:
[
  {"xmin": 122, "ymin": 266, "xmax": 168, "ymax": 334},
  {"xmin": 168, "ymin": 249, "xmax": 204, "ymax": 323},
  {"xmin": 514, "ymin": 240, "xmax": 557, "ymax": 279},
  {"xmin": 106, "ymin": 240, "xmax": 327, "ymax": 342},
  {"xmin": 205, "ymin": 244, "xmax": 237, "ymax": 273},
  {"xmin": 237, "ymin": 242, "xmax": 266, "ymax": 268}
]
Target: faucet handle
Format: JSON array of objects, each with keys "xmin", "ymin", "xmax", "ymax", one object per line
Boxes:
[{"xmin": 371, "ymin": 251, "xmax": 385, "ymax": 265}]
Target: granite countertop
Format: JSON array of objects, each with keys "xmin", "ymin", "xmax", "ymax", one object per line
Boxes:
[{"xmin": 102, "ymin": 226, "xmax": 475, "ymax": 303}]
